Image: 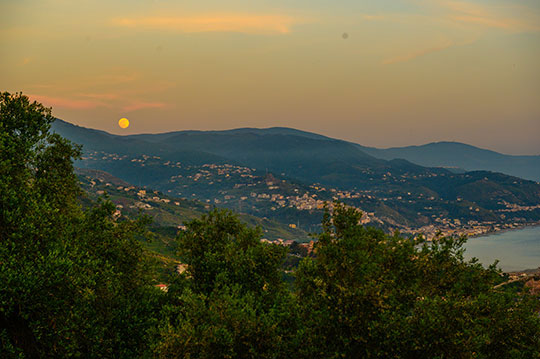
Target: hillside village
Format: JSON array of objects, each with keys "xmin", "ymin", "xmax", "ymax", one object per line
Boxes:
[{"xmin": 78, "ymin": 150, "xmax": 540, "ymax": 242}]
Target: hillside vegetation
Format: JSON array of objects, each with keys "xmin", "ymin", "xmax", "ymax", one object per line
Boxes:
[
  {"xmin": 52, "ymin": 118, "xmax": 540, "ymax": 237},
  {"xmin": 358, "ymin": 141, "xmax": 540, "ymax": 182}
]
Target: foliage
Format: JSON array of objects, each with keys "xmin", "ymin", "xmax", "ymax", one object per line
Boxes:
[
  {"xmin": 0, "ymin": 92, "xmax": 160, "ymax": 358},
  {"xmin": 295, "ymin": 203, "xmax": 540, "ymax": 358},
  {"xmin": 155, "ymin": 210, "xmax": 299, "ymax": 358}
]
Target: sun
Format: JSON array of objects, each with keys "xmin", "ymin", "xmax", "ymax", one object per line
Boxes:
[{"xmin": 118, "ymin": 118, "xmax": 130, "ymax": 129}]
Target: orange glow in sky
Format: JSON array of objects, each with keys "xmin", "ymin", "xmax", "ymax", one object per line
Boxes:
[{"xmin": 1, "ymin": 0, "xmax": 539, "ymax": 154}]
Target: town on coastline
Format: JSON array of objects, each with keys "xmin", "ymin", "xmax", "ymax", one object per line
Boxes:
[{"xmin": 80, "ymin": 150, "xmax": 540, "ymax": 243}]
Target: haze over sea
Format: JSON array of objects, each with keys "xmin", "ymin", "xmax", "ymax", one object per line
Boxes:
[{"xmin": 464, "ymin": 226, "xmax": 540, "ymax": 272}]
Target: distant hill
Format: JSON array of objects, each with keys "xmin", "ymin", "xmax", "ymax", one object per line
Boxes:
[
  {"xmin": 357, "ymin": 142, "xmax": 540, "ymax": 182},
  {"xmin": 128, "ymin": 130, "xmax": 395, "ymax": 188},
  {"xmin": 77, "ymin": 168, "xmax": 311, "ymax": 244},
  {"xmin": 53, "ymin": 119, "xmax": 425, "ymax": 188},
  {"xmin": 127, "ymin": 126, "xmax": 333, "ymax": 142},
  {"xmin": 54, "ymin": 120, "xmax": 540, "ymax": 182},
  {"xmin": 53, "ymin": 119, "xmax": 540, "ymax": 232},
  {"xmin": 52, "ymin": 119, "xmax": 232, "ymax": 166}
]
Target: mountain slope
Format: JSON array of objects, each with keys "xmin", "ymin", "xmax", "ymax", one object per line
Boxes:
[
  {"xmin": 53, "ymin": 119, "xmax": 540, "ymax": 233},
  {"xmin": 126, "ymin": 126, "xmax": 333, "ymax": 143},
  {"xmin": 52, "ymin": 119, "xmax": 234, "ymax": 166},
  {"xmin": 53, "ymin": 119, "xmax": 436, "ymax": 190},
  {"xmin": 77, "ymin": 168, "xmax": 311, "ymax": 244},
  {"xmin": 358, "ymin": 142, "xmax": 540, "ymax": 182},
  {"xmin": 137, "ymin": 131, "xmax": 391, "ymax": 187}
]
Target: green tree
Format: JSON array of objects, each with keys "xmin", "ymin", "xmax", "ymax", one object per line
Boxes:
[
  {"xmin": 295, "ymin": 203, "xmax": 540, "ymax": 358},
  {"xmin": 0, "ymin": 92, "xmax": 159, "ymax": 358},
  {"xmin": 155, "ymin": 209, "xmax": 299, "ymax": 358}
]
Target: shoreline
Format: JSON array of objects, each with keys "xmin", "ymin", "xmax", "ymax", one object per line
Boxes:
[
  {"xmin": 469, "ymin": 222, "xmax": 540, "ymax": 240},
  {"xmin": 401, "ymin": 221, "xmax": 540, "ymax": 242}
]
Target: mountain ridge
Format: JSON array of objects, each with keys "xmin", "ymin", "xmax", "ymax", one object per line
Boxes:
[
  {"xmin": 358, "ymin": 141, "xmax": 540, "ymax": 182},
  {"xmin": 53, "ymin": 119, "xmax": 540, "ymax": 182},
  {"xmin": 52, "ymin": 119, "xmax": 540, "ymax": 236}
]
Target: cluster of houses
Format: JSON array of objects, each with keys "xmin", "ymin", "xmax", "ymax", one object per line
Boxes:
[{"xmin": 81, "ymin": 151, "xmax": 538, "ymax": 243}]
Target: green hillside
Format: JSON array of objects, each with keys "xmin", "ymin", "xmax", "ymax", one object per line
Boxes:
[
  {"xmin": 77, "ymin": 168, "xmax": 311, "ymax": 250},
  {"xmin": 359, "ymin": 141, "xmax": 540, "ymax": 182},
  {"xmin": 53, "ymin": 119, "xmax": 540, "ymax": 235}
]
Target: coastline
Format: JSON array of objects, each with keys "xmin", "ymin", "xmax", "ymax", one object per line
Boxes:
[{"xmin": 469, "ymin": 222, "xmax": 540, "ymax": 239}]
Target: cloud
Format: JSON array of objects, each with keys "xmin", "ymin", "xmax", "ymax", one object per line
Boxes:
[
  {"xmin": 77, "ymin": 92, "xmax": 120, "ymax": 100},
  {"xmin": 441, "ymin": 1, "xmax": 488, "ymax": 16},
  {"xmin": 28, "ymin": 94, "xmax": 104, "ymax": 109},
  {"xmin": 112, "ymin": 14, "xmax": 302, "ymax": 34},
  {"xmin": 382, "ymin": 40, "xmax": 454, "ymax": 65},
  {"xmin": 27, "ymin": 94, "xmax": 167, "ymax": 112},
  {"xmin": 363, "ymin": 1, "xmax": 540, "ymax": 33},
  {"xmin": 450, "ymin": 14, "xmax": 540, "ymax": 32},
  {"xmin": 439, "ymin": 1, "xmax": 540, "ymax": 32},
  {"xmin": 362, "ymin": 14, "xmax": 386, "ymax": 21},
  {"xmin": 362, "ymin": 1, "xmax": 539, "ymax": 66},
  {"xmin": 122, "ymin": 101, "xmax": 167, "ymax": 112},
  {"xmin": 82, "ymin": 73, "xmax": 139, "ymax": 87}
]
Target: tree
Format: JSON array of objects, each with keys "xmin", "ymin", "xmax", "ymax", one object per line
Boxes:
[
  {"xmin": 0, "ymin": 92, "xmax": 159, "ymax": 358},
  {"xmin": 155, "ymin": 209, "xmax": 299, "ymax": 358},
  {"xmin": 295, "ymin": 203, "xmax": 540, "ymax": 358}
]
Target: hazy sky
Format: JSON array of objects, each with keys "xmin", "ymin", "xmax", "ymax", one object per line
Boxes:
[{"xmin": 1, "ymin": 0, "xmax": 539, "ymax": 154}]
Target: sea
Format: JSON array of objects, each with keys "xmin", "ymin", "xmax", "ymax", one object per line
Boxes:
[{"xmin": 463, "ymin": 225, "xmax": 540, "ymax": 272}]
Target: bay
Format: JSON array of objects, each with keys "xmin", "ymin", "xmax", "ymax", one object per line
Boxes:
[{"xmin": 463, "ymin": 225, "xmax": 540, "ymax": 272}]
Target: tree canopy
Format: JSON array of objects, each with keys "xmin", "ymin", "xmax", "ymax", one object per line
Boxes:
[
  {"xmin": 155, "ymin": 210, "xmax": 299, "ymax": 358},
  {"xmin": 1, "ymin": 92, "xmax": 159, "ymax": 358},
  {"xmin": 295, "ymin": 204, "xmax": 540, "ymax": 358}
]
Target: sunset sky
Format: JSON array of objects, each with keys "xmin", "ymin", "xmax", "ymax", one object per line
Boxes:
[{"xmin": 1, "ymin": 0, "xmax": 539, "ymax": 154}]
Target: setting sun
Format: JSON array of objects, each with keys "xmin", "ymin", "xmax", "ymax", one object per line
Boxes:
[{"xmin": 118, "ymin": 117, "xmax": 129, "ymax": 129}]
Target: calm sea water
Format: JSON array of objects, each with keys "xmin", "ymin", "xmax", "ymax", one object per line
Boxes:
[{"xmin": 463, "ymin": 225, "xmax": 540, "ymax": 272}]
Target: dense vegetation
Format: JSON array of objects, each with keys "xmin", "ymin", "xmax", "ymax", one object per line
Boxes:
[
  {"xmin": 0, "ymin": 92, "xmax": 161, "ymax": 357},
  {"xmin": 2, "ymin": 92, "xmax": 540, "ymax": 358}
]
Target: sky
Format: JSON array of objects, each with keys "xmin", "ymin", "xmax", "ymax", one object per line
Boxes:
[{"xmin": 1, "ymin": 0, "xmax": 539, "ymax": 155}]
